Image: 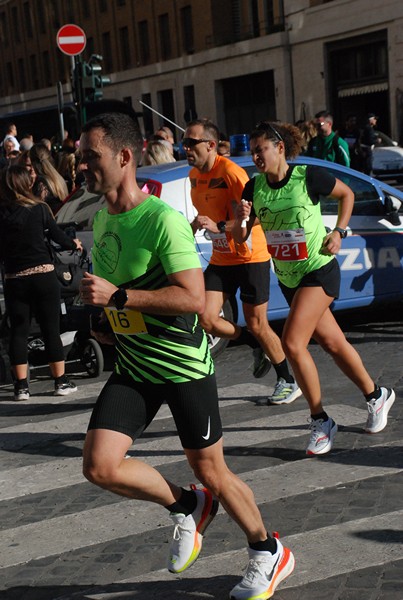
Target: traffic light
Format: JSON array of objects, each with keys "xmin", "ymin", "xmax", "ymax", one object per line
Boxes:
[
  {"xmin": 82, "ymin": 56, "xmax": 111, "ymax": 103},
  {"xmin": 81, "ymin": 61, "xmax": 94, "ymax": 103},
  {"xmin": 91, "ymin": 61, "xmax": 111, "ymax": 101},
  {"xmin": 71, "ymin": 55, "xmax": 112, "ymax": 128}
]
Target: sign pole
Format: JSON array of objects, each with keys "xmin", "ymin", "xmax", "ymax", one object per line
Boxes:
[
  {"xmin": 74, "ymin": 55, "xmax": 87, "ymax": 129},
  {"xmin": 57, "ymin": 24, "xmax": 87, "ymax": 132},
  {"xmin": 56, "ymin": 81, "xmax": 65, "ymax": 145}
]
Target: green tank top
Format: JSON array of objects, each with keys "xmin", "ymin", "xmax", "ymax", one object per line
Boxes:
[
  {"xmin": 253, "ymin": 165, "xmax": 333, "ymax": 288},
  {"xmin": 92, "ymin": 195, "xmax": 214, "ymax": 383}
]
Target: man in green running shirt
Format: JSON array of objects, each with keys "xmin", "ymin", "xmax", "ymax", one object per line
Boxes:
[{"xmin": 78, "ymin": 112, "xmax": 294, "ymax": 600}]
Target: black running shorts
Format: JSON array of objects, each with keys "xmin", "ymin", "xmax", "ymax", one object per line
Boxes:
[
  {"xmin": 87, "ymin": 372, "xmax": 223, "ymax": 450},
  {"xmin": 279, "ymin": 258, "xmax": 341, "ymax": 306},
  {"xmin": 203, "ymin": 260, "xmax": 271, "ymax": 305}
]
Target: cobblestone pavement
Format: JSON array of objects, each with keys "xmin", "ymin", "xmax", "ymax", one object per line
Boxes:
[{"xmin": 0, "ymin": 303, "xmax": 402, "ymax": 600}]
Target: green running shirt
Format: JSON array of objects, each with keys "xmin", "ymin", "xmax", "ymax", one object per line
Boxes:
[
  {"xmin": 92, "ymin": 195, "xmax": 214, "ymax": 383},
  {"xmin": 250, "ymin": 165, "xmax": 335, "ymax": 288}
]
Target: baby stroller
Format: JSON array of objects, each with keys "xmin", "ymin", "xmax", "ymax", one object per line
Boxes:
[{"xmin": 0, "ymin": 245, "xmax": 104, "ymax": 384}]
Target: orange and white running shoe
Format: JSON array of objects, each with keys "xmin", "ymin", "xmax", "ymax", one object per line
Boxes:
[
  {"xmin": 229, "ymin": 535, "xmax": 295, "ymax": 599},
  {"xmin": 168, "ymin": 485, "xmax": 218, "ymax": 573}
]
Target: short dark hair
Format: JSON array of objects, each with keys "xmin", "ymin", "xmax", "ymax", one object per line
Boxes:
[
  {"xmin": 185, "ymin": 118, "xmax": 220, "ymax": 144},
  {"xmin": 314, "ymin": 110, "xmax": 333, "ymax": 123},
  {"xmin": 82, "ymin": 112, "xmax": 144, "ymax": 165}
]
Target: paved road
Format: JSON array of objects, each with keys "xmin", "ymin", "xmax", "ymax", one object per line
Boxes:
[{"xmin": 0, "ymin": 303, "xmax": 402, "ymax": 600}]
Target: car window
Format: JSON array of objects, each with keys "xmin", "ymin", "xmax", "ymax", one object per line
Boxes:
[
  {"xmin": 317, "ymin": 167, "xmax": 383, "ymax": 217},
  {"xmin": 243, "ymin": 163, "xmax": 383, "ymax": 217},
  {"xmin": 56, "ymin": 187, "xmax": 105, "ymax": 231}
]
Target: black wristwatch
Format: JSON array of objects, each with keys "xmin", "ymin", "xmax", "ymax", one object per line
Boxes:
[
  {"xmin": 112, "ymin": 287, "xmax": 128, "ymax": 310},
  {"xmin": 333, "ymin": 226, "xmax": 348, "ymax": 239},
  {"xmin": 217, "ymin": 221, "xmax": 226, "ymax": 233}
]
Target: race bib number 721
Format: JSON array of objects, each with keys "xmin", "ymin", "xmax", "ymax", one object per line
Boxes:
[{"xmin": 266, "ymin": 228, "xmax": 308, "ymax": 261}]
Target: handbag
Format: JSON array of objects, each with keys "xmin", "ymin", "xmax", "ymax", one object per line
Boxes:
[
  {"xmin": 41, "ymin": 203, "xmax": 88, "ymax": 297},
  {"xmin": 52, "ymin": 249, "xmax": 87, "ymax": 296}
]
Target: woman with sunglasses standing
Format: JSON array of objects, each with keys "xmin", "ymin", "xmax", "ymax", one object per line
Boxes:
[{"xmin": 233, "ymin": 121, "xmax": 395, "ymax": 455}]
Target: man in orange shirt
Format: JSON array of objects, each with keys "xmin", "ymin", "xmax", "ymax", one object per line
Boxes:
[{"xmin": 184, "ymin": 119, "xmax": 300, "ymax": 405}]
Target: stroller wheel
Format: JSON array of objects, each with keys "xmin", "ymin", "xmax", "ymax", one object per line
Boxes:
[
  {"xmin": 80, "ymin": 338, "xmax": 104, "ymax": 378},
  {"xmin": 0, "ymin": 353, "xmax": 12, "ymax": 384}
]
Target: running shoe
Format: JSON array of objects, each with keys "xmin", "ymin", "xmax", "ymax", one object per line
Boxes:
[
  {"xmin": 365, "ymin": 387, "xmax": 395, "ymax": 434},
  {"xmin": 306, "ymin": 417, "xmax": 337, "ymax": 455},
  {"xmin": 229, "ymin": 536, "xmax": 295, "ymax": 599},
  {"xmin": 253, "ymin": 348, "xmax": 272, "ymax": 379},
  {"xmin": 54, "ymin": 379, "xmax": 78, "ymax": 396},
  {"xmin": 168, "ymin": 485, "xmax": 219, "ymax": 573},
  {"xmin": 14, "ymin": 380, "xmax": 30, "ymax": 401},
  {"xmin": 267, "ymin": 378, "xmax": 302, "ymax": 405}
]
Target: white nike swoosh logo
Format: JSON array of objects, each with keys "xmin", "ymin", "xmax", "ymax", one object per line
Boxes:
[{"xmin": 202, "ymin": 417, "xmax": 211, "ymax": 440}]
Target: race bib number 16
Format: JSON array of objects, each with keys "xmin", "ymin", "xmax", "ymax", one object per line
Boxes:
[
  {"xmin": 266, "ymin": 228, "xmax": 308, "ymax": 261},
  {"xmin": 105, "ymin": 307, "xmax": 148, "ymax": 335}
]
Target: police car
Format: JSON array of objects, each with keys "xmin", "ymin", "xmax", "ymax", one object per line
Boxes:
[
  {"xmin": 56, "ymin": 156, "xmax": 403, "ymax": 356},
  {"xmin": 372, "ymin": 131, "xmax": 403, "ymax": 183}
]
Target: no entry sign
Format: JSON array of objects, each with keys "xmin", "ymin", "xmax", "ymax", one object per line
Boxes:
[{"xmin": 57, "ymin": 24, "xmax": 86, "ymax": 56}]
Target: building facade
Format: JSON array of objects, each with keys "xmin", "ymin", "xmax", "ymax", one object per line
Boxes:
[{"xmin": 0, "ymin": 0, "xmax": 402, "ymax": 143}]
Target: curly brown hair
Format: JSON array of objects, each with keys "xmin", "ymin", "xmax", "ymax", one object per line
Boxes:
[{"xmin": 250, "ymin": 121, "xmax": 304, "ymax": 159}]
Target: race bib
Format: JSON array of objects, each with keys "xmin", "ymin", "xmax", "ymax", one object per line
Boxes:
[
  {"xmin": 266, "ymin": 228, "xmax": 308, "ymax": 261},
  {"xmin": 209, "ymin": 231, "xmax": 232, "ymax": 254},
  {"xmin": 104, "ymin": 307, "xmax": 148, "ymax": 335}
]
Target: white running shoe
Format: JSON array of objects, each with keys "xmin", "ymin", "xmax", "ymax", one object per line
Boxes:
[
  {"xmin": 230, "ymin": 537, "xmax": 295, "ymax": 600},
  {"xmin": 365, "ymin": 387, "xmax": 395, "ymax": 433},
  {"xmin": 267, "ymin": 378, "xmax": 302, "ymax": 405},
  {"xmin": 306, "ymin": 417, "xmax": 338, "ymax": 455},
  {"xmin": 54, "ymin": 379, "xmax": 78, "ymax": 396},
  {"xmin": 168, "ymin": 486, "xmax": 218, "ymax": 573}
]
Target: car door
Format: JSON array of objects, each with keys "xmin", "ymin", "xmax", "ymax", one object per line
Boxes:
[
  {"xmin": 55, "ymin": 186, "xmax": 106, "ymax": 258},
  {"xmin": 318, "ymin": 167, "xmax": 403, "ymax": 308}
]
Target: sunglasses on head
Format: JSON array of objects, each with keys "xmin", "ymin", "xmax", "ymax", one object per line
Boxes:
[
  {"xmin": 182, "ymin": 137, "xmax": 211, "ymax": 148},
  {"xmin": 255, "ymin": 121, "xmax": 283, "ymax": 143}
]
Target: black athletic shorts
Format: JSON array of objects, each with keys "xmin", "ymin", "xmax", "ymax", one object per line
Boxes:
[
  {"xmin": 279, "ymin": 258, "xmax": 341, "ymax": 306},
  {"xmin": 87, "ymin": 372, "xmax": 223, "ymax": 450},
  {"xmin": 203, "ymin": 261, "xmax": 270, "ymax": 305}
]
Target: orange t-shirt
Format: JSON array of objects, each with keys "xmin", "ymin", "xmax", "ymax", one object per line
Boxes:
[{"xmin": 190, "ymin": 155, "xmax": 269, "ymax": 265}]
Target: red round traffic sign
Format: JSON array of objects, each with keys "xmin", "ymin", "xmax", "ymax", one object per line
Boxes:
[{"xmin": 57, "ymin": 24, "xmax": 86, "ymax": 56}]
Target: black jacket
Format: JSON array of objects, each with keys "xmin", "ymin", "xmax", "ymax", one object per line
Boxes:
[{"xmin": 0, "ymin": 202, "xmax": 75, "ymax": 273}]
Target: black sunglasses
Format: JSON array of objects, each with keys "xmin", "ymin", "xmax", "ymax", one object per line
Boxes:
[
  {"xmin": 182, "ymin": 137, "xmax": 211, "ymax": 148},
  {"xmin": 255, "ymin": 121, "xmax": 283, "ymax": 143}
]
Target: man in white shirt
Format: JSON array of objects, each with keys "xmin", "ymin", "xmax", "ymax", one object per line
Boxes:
[{"xmin": 2, "ymin": 122, "xmax": 20, "ymax": 151}]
